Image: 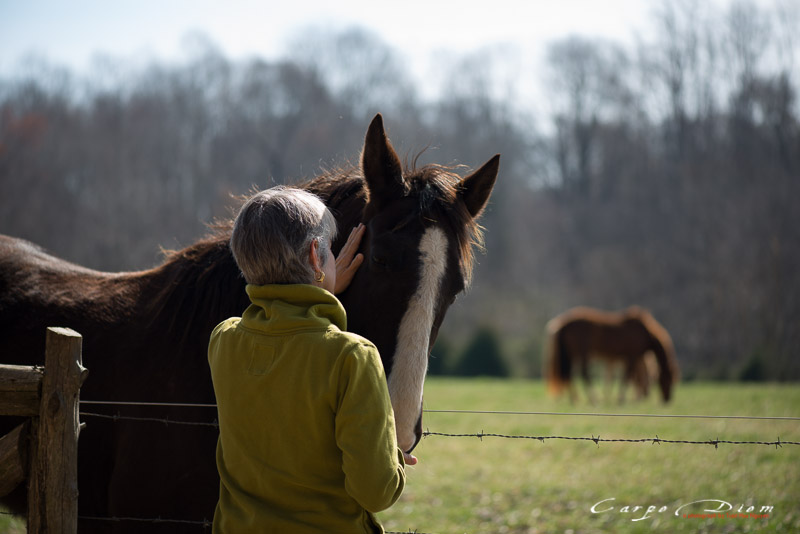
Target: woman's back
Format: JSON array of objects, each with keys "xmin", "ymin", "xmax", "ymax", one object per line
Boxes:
[{"xmin": 209, "ymin": 284, "xmax": 404, "ymax": 534}]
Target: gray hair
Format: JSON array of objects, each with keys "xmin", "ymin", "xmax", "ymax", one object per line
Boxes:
[{"xmin": 230, "ymin": 186, "xmax": 338, "ymax": 285}]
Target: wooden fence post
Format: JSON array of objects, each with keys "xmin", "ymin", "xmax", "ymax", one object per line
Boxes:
[{"xmin": 27, "ymin": 327, "xmax": 87, "ymax": 534}]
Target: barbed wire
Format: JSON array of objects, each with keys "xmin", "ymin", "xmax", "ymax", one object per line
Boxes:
[
  {"xmin": 2, "ymin": 511, "xmax": 430, "ymax": 533},
  {"xmin": 78, "ymin": 515, "xmax": 211, "ymax": 528},
  {"xmin": 424, "ymin": 409, "xmax": 800, "ymax": 421},
  {"xmin": 8, "ymin": 401, "xmax": 794, "ymax": 534},
  {"xmin": 77, "ymin": 395, "xmax": 800, "ymax": 449},
  {"xmin": 78, "ymin": 411, "xmax": 799, "ymax": 449},
  {"xmin": 80, "ymin": 400, "xmax": 217, "ymax": 408},
  {"xmin": 422, "ymin": 430, "xmax": 799, "ymax": 449},
  {"xmin": 79, "ymin": 399, "xmax": 800, "ymax": 422},
  {"xmin": 79, "ymin": 411, "xmax": 219, "ymax": 428}
]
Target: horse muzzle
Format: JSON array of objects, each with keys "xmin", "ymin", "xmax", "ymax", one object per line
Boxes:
[{"xmin": 400, "ymin": 400, "xmax": 424, "ymax": 454}]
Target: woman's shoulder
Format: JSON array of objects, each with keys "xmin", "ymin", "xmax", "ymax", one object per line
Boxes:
[
  {"xmin": 328, "ymin": 331, "xmax": 386, "ymax": 384},
  {"xmin": 210, "ymin": 316, "xmax": 242, "ymax": 338},
  {"xmin": 321, "ymin": 329, "xmax": 383, "ymax": 371},
  {"xmin": 325, "ymin": 327, "xmax": 378, "ymax": 354}
]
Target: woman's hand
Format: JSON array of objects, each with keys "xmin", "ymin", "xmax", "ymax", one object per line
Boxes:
[{"xmin": 334, "ymin": 224, "xmax": 365, "ymax": 294}]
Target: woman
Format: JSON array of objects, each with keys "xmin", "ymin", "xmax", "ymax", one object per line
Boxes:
[{"xmin": 208, "ymin": 187, "xmax": 407, "ymax": 533}]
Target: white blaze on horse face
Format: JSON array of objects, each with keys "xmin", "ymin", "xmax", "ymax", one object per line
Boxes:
[{"xmin": 388, "ymin": 226, "xmax": 448, "ymax": 452}]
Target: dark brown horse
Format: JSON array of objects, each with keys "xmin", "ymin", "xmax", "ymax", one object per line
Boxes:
[
  {"xmin": 0, "ymin": 114, "xmax": 499, "ymax": 531},
  {"xmin": 545, "ymin": 306, "xmax": 679, "ymax": 404}
]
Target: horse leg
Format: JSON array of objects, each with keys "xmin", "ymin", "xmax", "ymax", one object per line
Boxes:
[
  {"xmin": 619, "ymin": 360, "xmax": 636, "ymax": 404},
  {"xmin": 639, "ymin": 353, "xmax": 654, "ymax": 399},
  {"xmin": 579, "ymin": 354, "xmax": 596, "ymax": 405},
  {"xmin": 568, "ymin": 379, "xmax": 578, "ymax": 405},
  {"xmin": 566, "ymin": 355, "xmax": 580, "ymax": 405},
  {"xmin": 603, "ymin": 360, "xmax": 616, "ymax": 402}
]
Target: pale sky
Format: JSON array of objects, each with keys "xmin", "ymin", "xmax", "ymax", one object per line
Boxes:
[
  {"xmin": 1, "ymin": 1, "xmax": 654, "ymax": 76},
  {"xmin": 1, "ymin": 0, "xmax": 787, "ymax": 111}
]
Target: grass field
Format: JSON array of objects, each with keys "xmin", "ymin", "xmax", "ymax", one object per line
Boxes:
[
  {"xmin": 378, "ymin": 378, "xmax": 800, "ymax": 534},
  {"xmin": 2, "ymin": 379, "xmax": 798, "ymax": 533}
]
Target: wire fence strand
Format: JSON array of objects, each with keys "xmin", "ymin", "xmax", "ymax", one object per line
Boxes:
[
  {"xmin": 22, "ymin": 399, "xmax": 790, "ymax": 534},
  {"xmin": 78, "ymin": 411, "xmax": 799, "ymax": 448},
  {"xmin": 421, "ymin": 430, "xmax": 799, "ymax": 448},
  {"xmin": 3, "ymin": 512, "xmax": 430, "ymax": 534},
  {"xmin": 78, "ymin": 515, "xmax": 211, "ymax": 528},
  {"xmin": 79, "ymin": 411, "xmax": 219, "ymax": 428},
  {"xmin": 423, "ymin": 409, "xmax": 800, "ymax": 421},
  {"xmin": 80, "ymin": 400, "xmax": 217, "ymax": 408},
  {"xmin": 79, "ymin": 400, "xmax": 800, "ymax": 422}
]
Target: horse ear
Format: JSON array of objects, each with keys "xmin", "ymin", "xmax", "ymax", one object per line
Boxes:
[
  {"xmin": 458, "ymin": 154, "xmax": 500, "ymax": 218},
  {"xmin": 362, "ymin": 114, "xmax": 405, "ymax": 207}
]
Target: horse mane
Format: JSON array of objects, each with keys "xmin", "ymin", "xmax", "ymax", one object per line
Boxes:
[
  {"xmin": 303, "ymin": 160, "xmax": 485, "ymax": 286},
  {"xmin": 141, "ymin": 221, "xmax": 248, "ymax": 350}
]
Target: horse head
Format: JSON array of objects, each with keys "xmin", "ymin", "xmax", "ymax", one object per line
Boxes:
[{"xmin": 338, "ymin": 115, "xmax": 499, "ymax": 453}]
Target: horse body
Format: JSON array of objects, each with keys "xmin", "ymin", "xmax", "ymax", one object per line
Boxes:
[
  {"xmin": 545, "ymin": 306, "xmax": 678, "ymax": 404},
  {"xmin": 0, "ymin": 114, "xmax": 499, "ymax": 531},
  {"xmin": 0, "ymin": 232, "xmax": 248, "ymax": 523}
]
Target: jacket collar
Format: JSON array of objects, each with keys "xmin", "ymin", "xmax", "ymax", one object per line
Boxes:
[{"xmin": 242, "ymin": 284, "xmax": 347, "ymax": 333}]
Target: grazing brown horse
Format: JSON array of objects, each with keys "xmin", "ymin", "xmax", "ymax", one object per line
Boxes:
[
  {"xmin": 545, "ymin": 306, "xmax": 679, "ymax": 404},
  {"xmin": 0, "ymin": 114, "xmax": 499, "ymax": 532}
]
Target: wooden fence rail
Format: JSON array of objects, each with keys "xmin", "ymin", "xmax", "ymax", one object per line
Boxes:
[{"xmin": 0, "ymin": 327, "xmax": 86, "ymax": 534}]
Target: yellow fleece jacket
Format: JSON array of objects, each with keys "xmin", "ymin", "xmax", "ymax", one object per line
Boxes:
[{"xmin": 208, "ymin": 284, "xmax": 405, "ymax": 533}]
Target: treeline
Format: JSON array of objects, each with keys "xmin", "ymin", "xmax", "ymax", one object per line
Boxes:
[{"xmin": 1, "ymin": 1, "xmax": 798, "ymax": 380}]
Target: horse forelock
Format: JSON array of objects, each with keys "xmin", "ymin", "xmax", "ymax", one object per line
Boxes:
[{"xmin": 405, "ymin": 164, "xmax": 484, "ymax": 287}]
